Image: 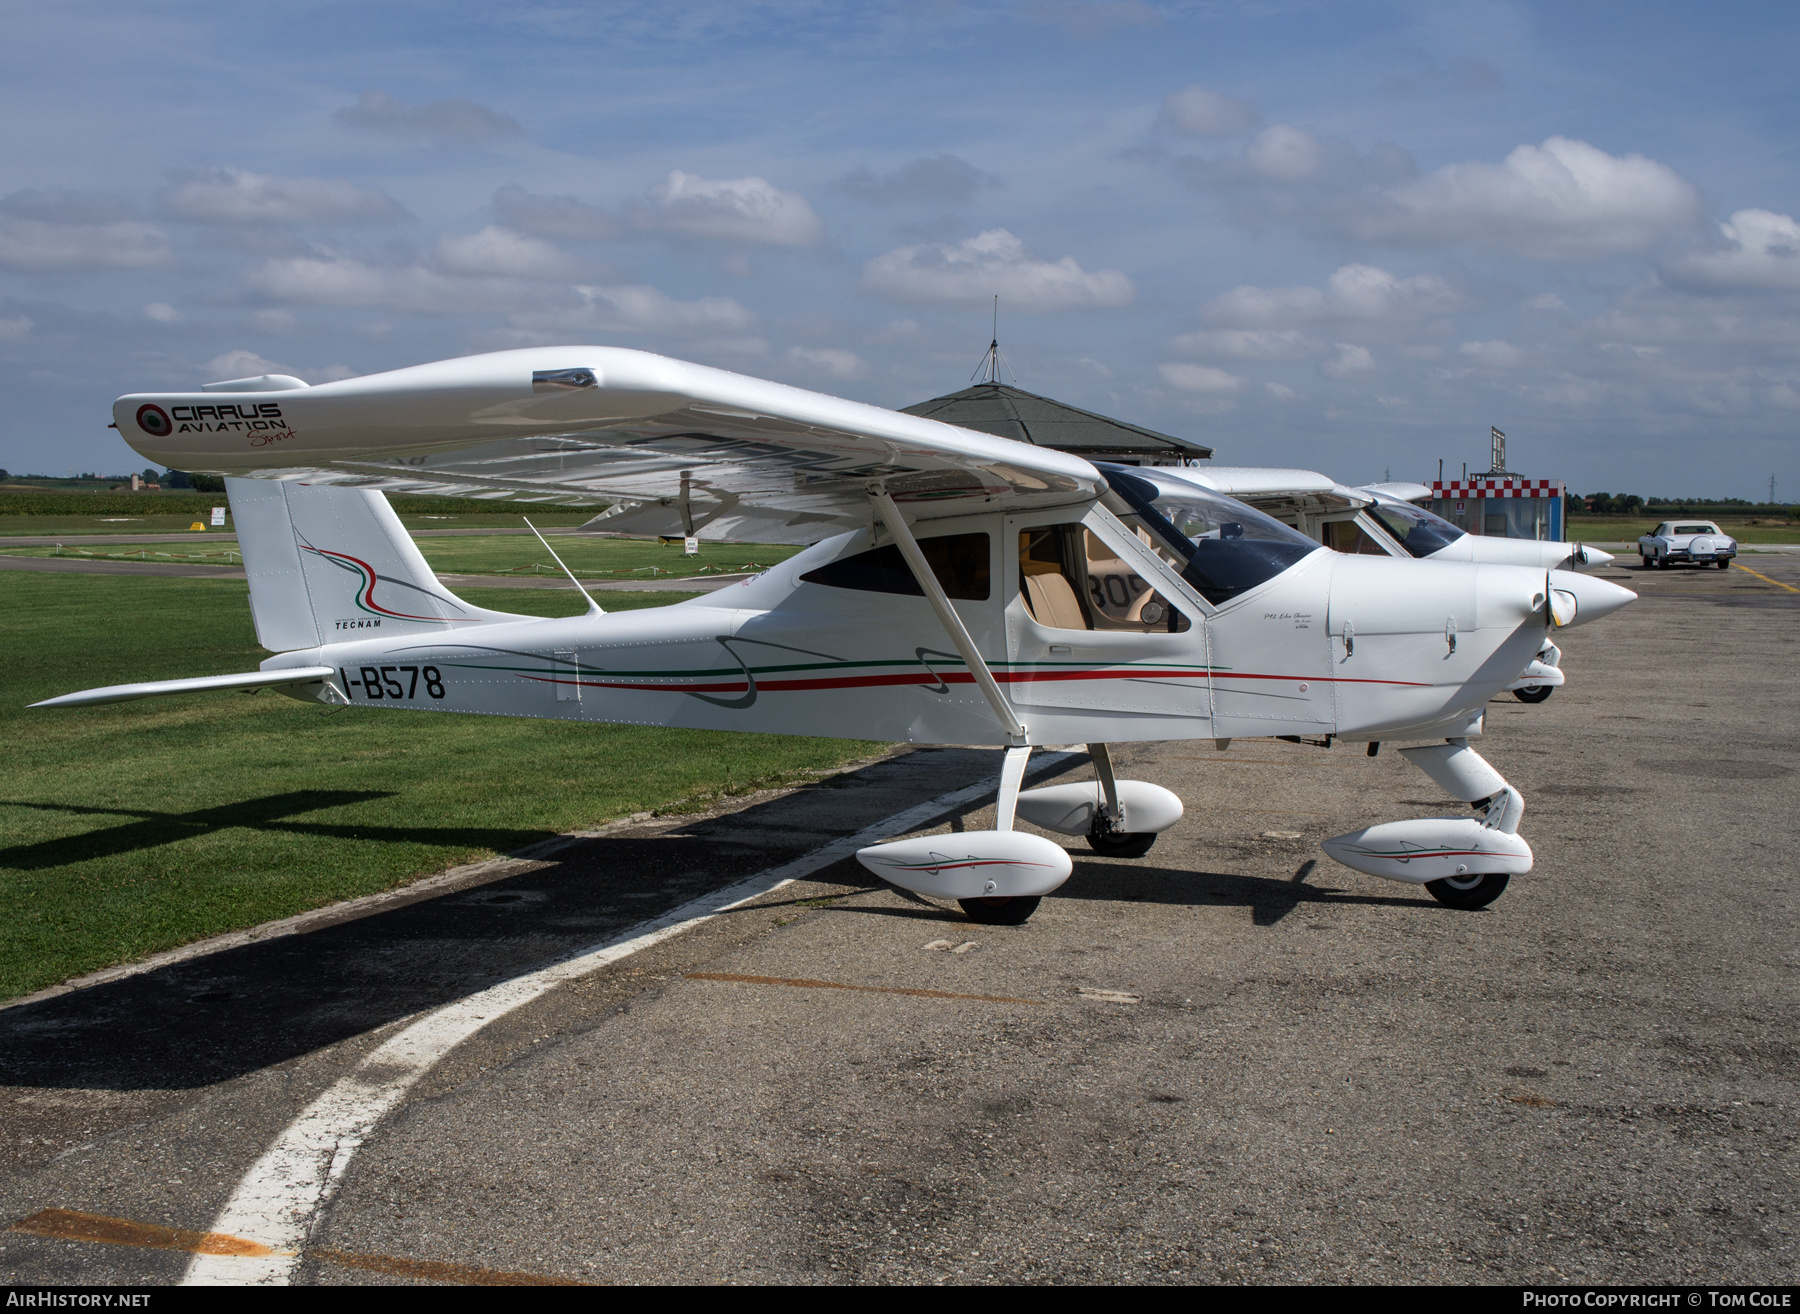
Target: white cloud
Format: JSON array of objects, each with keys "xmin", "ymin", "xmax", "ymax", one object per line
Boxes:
[
  {"xmin": 335, "ymin": 90, "xmax": 521, "ymax": 142},
  {"xmin": 1159, "ymin": 362, "xmax": 1244, "ymax": 393},
  {"xmin": 1524, "ymin": 293, "xmax": 1567, "ymax": 311},
  {"xmin": 787, "ymin": 346, "xmax": 866, "ymax": 378},
  {"xmin": 491, "ymin": 185, "xmax": 622, "ymax": 241},
  {"xmin": 1321, "ymin": 343, "xmax": 1376, "ymax": 377},
  {"xmin": 862, "ymin": 228, "xmax": 1134, "ymax": 312},
  {"xmin": 159, "ymin": 169, "xmax": 406, "ymax": 224},
  {"xmin": 633, "ymin": 171, "xmax": 823, "ymax": 247},
  {"xmin": 1243, "ymin": 124, "xmax": 1327, "ymax": 182},
  {"xmin": 0, "ymin": 315, "xmax": 32, "ymax": 341},
  {"xmin": 510, "ymin": 283, "xmax": 757, "ymax": 335},
  {"xmin": 1354, "ymin": 136, "xmax": 1704, "ymax": 258},
  {"xmin": 1172, "ymin": 327, "xmax": 1317, "ymax": 360},
  {"xmin": 247, "ymin": 253, "xmax": 561, "ymax": 315},
  {"xmin": 143, "ymin": 302, "xmax": 179, "ymax": 323},
  {"xmin": 435, "ymin": 226, "xmax": 584, "ymax": 279},
  {"xmin": 1264, "ymin": 382, "xmax": 1296, "ymax": 400},
  {"xmin": 1201, "ymin": 264, "xmax": 1457, "ymax": 329},
  {"xmin": 1664, "ymin": 209, "xmax": 1800, "ymax": 292},
  {"xmin": 1458, "ymin": 339, "xmax": 1526, "ymax": 368},
  {"xmin": 0, "ymin": 207, "xmax": 170, "ymax": 272},
  {"xmin": 1160, "ymin": 86, "xmax": 1259, "ymax": 138},
  {"xmin": 205, "ymin": 349, "xmax": 289, "ymax": 380}
]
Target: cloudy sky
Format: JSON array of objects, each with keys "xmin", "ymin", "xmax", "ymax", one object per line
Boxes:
[{"xmin": 2, "ymin": 0, "xmax": 1796, "ymax": 497}]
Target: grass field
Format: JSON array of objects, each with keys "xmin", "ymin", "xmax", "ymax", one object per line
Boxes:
[
  {"xmin": 0, "ymin": 574, "xmax": 886, "ymax": 1002},
  {"xmin": 0, "ymin": 510, "xmax": 599, "ymax": 538},
  {"xmin": 3, "ymin": 534, "xmax": 804, "ymax": 578},
  {"xmin": 1567, "ymin": 516, "xmax": 1800, "ymax": 545}
]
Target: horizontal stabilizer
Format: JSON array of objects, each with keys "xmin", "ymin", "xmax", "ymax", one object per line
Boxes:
[{"xmin": 31, "ymin": 666, "xmax": 336, "ymax": 709}]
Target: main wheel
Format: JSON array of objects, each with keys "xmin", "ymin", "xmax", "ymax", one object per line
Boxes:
[
  {"xmin": 1086, "ymin": 829, "xmax": 1157, "ymax": 858},
  {"xmin": 958, "ymin": 895, "xmax": 1041, "ymax": 926},
  {"xmin": 1424, "ymin": 872, "xmax": 1510, "ymax": 910},
  {"xmin": 1512, "ymin": 684, "xmax": 1554, "ymax": 704}
]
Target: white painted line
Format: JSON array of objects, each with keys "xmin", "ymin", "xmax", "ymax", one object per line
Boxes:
[{"xmin": 184, "ymin": 751, "xmax": 1076, "ymax": 1285}]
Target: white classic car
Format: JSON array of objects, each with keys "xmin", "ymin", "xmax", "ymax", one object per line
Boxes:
[{"xmin": 1638, "ymin": 520, "xmax": 1737, "ymax": 569}]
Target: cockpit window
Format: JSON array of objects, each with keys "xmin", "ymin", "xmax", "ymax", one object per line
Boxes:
[
  {"xmin": 1099, "ymin": 464, "xmax": 1321, "ymax": 606},
  {"xmin": 1365, "ymin": 499, "xmax": 1466, "ymax": 558}
]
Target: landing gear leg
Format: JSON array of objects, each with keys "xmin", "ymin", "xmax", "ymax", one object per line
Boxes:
[
  {"xmin": 1083, "ymin": 742, "xmax": 1158, "ymax": 857},
  {"xmin": 957, "ymin": 744, "xmax": 1045, "ymax": 925}
]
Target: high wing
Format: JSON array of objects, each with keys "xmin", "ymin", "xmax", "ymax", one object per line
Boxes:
[
  {"xmin": 1171, "ymin": 465, "xmax": 1377, "ymax": 519},
  {"xmin": 115, "ymin": 347, "xmax": 1103, "ymax": 544}
]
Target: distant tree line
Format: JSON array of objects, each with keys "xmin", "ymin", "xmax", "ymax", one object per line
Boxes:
[{"xmin": 1570, "ymin": 492, "xmax": 1798, "ymax": 518}]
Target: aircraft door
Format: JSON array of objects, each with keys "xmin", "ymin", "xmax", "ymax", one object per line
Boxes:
[{"xmin": 1002, "ymin": 512, "xmax": 1211, "ymax": 730}]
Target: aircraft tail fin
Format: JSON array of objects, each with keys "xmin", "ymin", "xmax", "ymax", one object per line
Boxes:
[{"xmin": 227, "ymin": 477, "xmax": 527, "ymax": 651}]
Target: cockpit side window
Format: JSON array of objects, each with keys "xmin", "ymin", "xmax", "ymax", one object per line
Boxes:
[
  {"xmin": 1364, "ymin": 499, "xmax": 1466, "ymax": 558},
  {"xmin": 1017, "ymin": 525, "xmax": 1190, "ymax": 633},
  {"xmin": 800, "ymin": 531, "xmax": 989, "ymax": 600},
  {"xmin": 1100, "ymin": 465, "xmax": 1321, "ymax": 606}
]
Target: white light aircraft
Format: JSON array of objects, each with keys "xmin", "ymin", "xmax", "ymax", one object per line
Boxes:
[
  {"xmin": 40, "ymin": 347, "xmax": 1636, "ymax": 922},
  {"xmin": 1129, "ymin": 467, "xmax": 1616, "ymax": 704}
]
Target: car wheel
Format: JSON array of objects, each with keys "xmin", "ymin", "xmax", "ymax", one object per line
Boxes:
[
  {"xmin": 1640, "ymin": 552, "xmax": 1651, "ymax": 567},
  {"xmin": 1425, "ymin": 872, "xmax": 1509, "ymax": 910},
  {"xmin": 1656, "ymin": 555, "xmax": 1667, "ymax": 569},
  {"xmin": 1512, "ymin": 685, "xmax": 1554, "ymax": 704},
  {"xmin": 1718, "ymin": 558, "xmax": 1730, "ymax": 570},
  {"xmin": 958, "ymin": 895, "xmax": 1041, "ymax": 926}
]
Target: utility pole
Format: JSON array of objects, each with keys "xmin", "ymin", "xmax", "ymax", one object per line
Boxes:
[{"xmin": 1771, "ymin": 473, "xmax": 1778, "ymax": 505}]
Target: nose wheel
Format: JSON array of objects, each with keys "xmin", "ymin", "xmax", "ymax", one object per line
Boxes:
[
  {"xmin": 1086, "ymin": 827, "xmax": 1157, "ymax": 858},
  {"xmin": 959, "ymin": 896, "xmax": 1041, "ymax": 925},
  {"xmin": 1425, "ymin": 872, "xmax": 1510, "ymax": 910}
]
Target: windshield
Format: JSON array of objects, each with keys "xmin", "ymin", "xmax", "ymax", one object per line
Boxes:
[
  {"xmin": 1099, "ymin": 465, "xmax": 1321, "ymax": 605},
  {"xmin": 1365, "ymin": 499, "xmax": 1466, "ymax": 558}
]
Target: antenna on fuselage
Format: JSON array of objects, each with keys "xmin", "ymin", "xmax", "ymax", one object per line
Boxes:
[{"xmin": 524, "ymin": 517, "xmax": 604, "ymax": 616}]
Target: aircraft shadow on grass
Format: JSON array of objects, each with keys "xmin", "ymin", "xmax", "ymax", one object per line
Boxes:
[
  {"xmin": 0, "ymin": 768, "xmax": 955, "ymax": 1092},
  {"xmin": 0, "ymin": 791, "xmax": 562, "ymax": 871}
]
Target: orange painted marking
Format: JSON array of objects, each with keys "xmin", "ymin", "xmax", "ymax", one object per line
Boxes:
[
  {"xmin": 9, "ymin": 1208, "xmax": 273, "ymax": 1257},
  {"xmin": 7, "ymin": 1208, "xmax": 587, "ymax": 1286},
  {"xmin": 687, "ymin": 970, "xmax": 1041, "ymax": 1005},
  {"xmin": 1731, "ymin": 562, "xmax": 1800, "ymax": 594}
]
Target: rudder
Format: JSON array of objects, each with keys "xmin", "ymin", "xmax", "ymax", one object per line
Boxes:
[{"xmin": 226, "ymin": 477, "xmax": 525, "ymax": 652}]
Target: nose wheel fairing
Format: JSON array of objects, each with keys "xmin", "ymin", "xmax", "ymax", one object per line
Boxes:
[{"xmin": 1322, "ymin": 739, "xmax": 1533, "ymax": 893}]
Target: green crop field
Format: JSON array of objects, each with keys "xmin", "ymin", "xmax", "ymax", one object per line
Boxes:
[
  {"xmin": 0, "ymin": 573, "xmax": 885, "ymax": 1001},
  {"xmin": 1566, "ymin": 515, "xmax": 1800, "ymax": 545}
]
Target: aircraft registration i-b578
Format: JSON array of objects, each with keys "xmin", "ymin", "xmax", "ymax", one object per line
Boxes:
[{"xmin": 42, "ymin": 346, "xmax": 1636, "ymax": 924}]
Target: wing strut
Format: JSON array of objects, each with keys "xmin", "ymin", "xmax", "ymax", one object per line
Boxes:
[{"xmin": 868, "ymin": 488, "xmax": 1027, "ymax": 746}]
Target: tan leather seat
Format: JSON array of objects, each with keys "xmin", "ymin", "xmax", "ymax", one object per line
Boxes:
[{"xmin": 1021, "ymin": 560, "xmax": 1089, "ymax": 630}]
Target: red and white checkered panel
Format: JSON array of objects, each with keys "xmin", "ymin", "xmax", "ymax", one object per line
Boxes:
[{"xmin": 1430, "ymin": 478, "xmax": 1563, "ymax": 499}]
